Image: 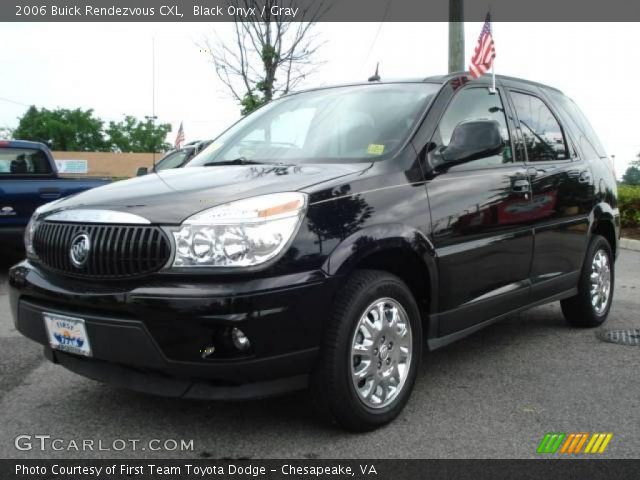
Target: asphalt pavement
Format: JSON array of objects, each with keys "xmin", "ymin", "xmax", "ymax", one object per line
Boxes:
[{"xmin": 0, "ymin": 250, "xmax": 638, "ymax": 459}]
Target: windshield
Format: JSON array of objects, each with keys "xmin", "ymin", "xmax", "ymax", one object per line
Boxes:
[{"xmin": 188, "ymin": 83, "xmax": 440, "ymax": 166}]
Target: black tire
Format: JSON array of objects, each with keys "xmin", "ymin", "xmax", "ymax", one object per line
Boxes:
[
  {"xmin": 561, "ymin": 235, "xmax": 614, "ymax": 327},
  {"xmin": 312, "ymin": 269, "xmax": 423, "ymax": 431}
]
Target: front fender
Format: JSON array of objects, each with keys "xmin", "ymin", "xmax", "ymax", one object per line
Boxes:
[{"xmin": 321, "ymin": 223, "xmax": 437, "ymax": 285}]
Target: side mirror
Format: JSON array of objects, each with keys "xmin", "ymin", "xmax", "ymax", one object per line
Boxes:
[
  {"xmin": 136, "ymin": 166, "xmax": 148, "ymax": 176},
  {"xmin": 438, "ymin": 120, "xmax": 504, "ymax": 167}
]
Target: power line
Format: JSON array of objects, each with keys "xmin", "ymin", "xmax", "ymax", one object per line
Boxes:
[
  {"xmin": 0, "ymin": 96, "xmax": 30, "ymax": 107},
  {"xmin": 359, "ymin": 0, "xmax": 392, "ymax": 76}
]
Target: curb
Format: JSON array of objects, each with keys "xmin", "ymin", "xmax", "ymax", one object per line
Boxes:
[{"xmin": 620, "ymin": 237, "xmax": 640, "ymax": 252}]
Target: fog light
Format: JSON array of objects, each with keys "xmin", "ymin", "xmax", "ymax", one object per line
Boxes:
[{"xmin": 231, "ymin": 327, "xmax": 251, "ymax": 351}]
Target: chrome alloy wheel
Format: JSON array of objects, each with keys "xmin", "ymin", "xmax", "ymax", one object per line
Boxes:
[
  {"xmin": 350, "ymin": 298, "xmax": 413, "ymax": 409},
  {"xmin": 591, "ymin": 248, "xmax": 612, "ymax": 315}
]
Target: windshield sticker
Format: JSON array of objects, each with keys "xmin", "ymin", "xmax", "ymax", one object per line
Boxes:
[{"xmin": 367, "ymin": 144, "xmax": 385, "ymax": 155}]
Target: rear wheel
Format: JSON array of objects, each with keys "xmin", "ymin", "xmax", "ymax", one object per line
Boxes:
[
  {"xmin": 561, "ymin": 235, "xmax": 614, "ymax": 327},
  {"xmin": 312, "ymin": 270, "xmax": 422, "ymax": 431}
]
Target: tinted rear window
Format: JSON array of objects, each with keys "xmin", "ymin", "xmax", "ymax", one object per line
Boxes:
[
  {"xmin": 548, "ymin": 91, "xmax": 607, "ymax": 158},
  {"xmin": 0, "ymin": 148, "xmax": 52, "ymax": 174}
]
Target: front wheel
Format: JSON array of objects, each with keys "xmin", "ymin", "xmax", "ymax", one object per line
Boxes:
[
  {"xmin": 312, "ymin": 270, "xmax": 422, "ymax": 431},
  {"xmin": 561, "ymin": 235, "xmax": 614, "ymax": 327}
]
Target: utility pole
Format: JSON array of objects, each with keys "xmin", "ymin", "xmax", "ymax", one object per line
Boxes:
[
  {"xmin": 448, "ymin": 0, "xmax": 465, "ymax": 73},
  {"xmin": 151, "ymin": 36, "xmax": 157, "ymax": 166}
]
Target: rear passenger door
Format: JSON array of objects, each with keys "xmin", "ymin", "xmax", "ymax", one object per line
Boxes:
[
  {"xmin": 424, "ymin": 84, "xmax": 534, "ymax": 335},
  {"xmin": 506, "ymin": 89, "xmax": 592, "ymax": 302}
]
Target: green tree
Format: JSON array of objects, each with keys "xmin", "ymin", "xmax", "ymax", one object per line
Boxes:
[
  {"xmin": 205, "ymin": 0, "xmax": 327, "ymax": 115},
  {"xmin": 622, "ymin": 154, "xmax": 640, "ymax": 185},
  {"xmin": 12, "ymin": 106, "xmax": 107, "ymax": 151},
  {"xmin": 105, "ymin": 116, "xmax": 172, "ymax": 153},
  {"xmin": 622, "ymin": 166, "xmax": 640, "ymax": 185}
]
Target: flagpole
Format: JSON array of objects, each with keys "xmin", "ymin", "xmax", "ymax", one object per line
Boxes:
[
  {"xmin": 490, "ymin": 10, "xmax": 496, "ymax": 94},
  {"xmin": 491, "ymin": 61, "xmax": 496, "ymax": 94},
  {"xmin": 151, "ymin": 35, "xmax": 157, "ymax": 169}
]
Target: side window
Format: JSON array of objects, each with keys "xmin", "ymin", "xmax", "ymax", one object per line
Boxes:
[
  {"xmin": 510, "ymin": 91, "xmax": 569, "ymax": 162},
  {"xmin": 548, "ymin": 91, "xmax": 607, "ymax": 159},
  {"xmin": 435, "ymin": 87, "xmax": 513, "ymax": 169},
  {"xmin": 0, "ymin": 148, "xmax": 52, "ymax": 175}
]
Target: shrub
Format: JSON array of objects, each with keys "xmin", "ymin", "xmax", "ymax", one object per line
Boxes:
[{"xmin": 619, "ymin": 184, "xmax": 640, "ymax": 228}]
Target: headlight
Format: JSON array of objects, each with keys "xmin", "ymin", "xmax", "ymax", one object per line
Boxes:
[
  {"xmin": 171, "ymin": 192, "xmax": 307, "ymax": 268},
  {"xmin": 24, "ymin": 198, "xmax": 65, "ymax": 258},
  {"xmin": 24, "ymin": 213, "xmax": 40, "ymax": 259}
]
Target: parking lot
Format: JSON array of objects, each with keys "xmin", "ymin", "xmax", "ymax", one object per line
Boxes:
[{"xmin": 0, "ymin": 250, "xmax": 638, "ymax": 459}]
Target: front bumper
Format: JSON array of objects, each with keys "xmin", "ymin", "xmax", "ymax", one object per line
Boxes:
[{"xmin": 9, "ymin": 261, "xmax": 338, "ymax": 399}]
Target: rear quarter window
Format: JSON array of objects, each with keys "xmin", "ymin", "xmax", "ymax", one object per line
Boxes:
[{"xmin": 548, "ymin": 91, "xmax": 608, "ymax": 158}]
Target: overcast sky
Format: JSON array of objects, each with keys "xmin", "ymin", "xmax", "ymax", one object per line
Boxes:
[{"xmin": 1, "ymin": 22, "xmax": 638, "ymax": 175}]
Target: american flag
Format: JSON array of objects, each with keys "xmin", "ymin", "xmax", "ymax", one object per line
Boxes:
[
  {"xmin": 174, "ymin": 122, "xmax": 185, "ymax": 149},
  {"xmin": 469, "ymin": 13, "xmax": 496, "ymax": 80}
]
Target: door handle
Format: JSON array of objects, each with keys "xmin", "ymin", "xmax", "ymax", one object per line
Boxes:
[
  {"xmin": 512, "ymin": 179, "xmax": 530, "ymax": 193},
  {"xmin": 579, "ymin": 170, "xmax": 592, "ymax": 184},
  {"xmin": 526, "ymin": 167, "xmax": 539, "ymax": 178},
  {"xmin": 39, "ymin": 187, "xmax": 61, "ymax": 200}
]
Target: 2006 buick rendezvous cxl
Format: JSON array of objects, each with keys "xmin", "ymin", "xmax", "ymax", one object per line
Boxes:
[{"xmin": 10, "ymin": 74, "xmax": 619, "ymax": 431}]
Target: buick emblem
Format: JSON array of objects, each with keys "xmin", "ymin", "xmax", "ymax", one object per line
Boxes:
[
  {"xmin": 69, "ymin": 233, "xmax": 91, "ymax": 268},
  {"xmin": 378, "ymin": 344, "xmax": 389, "ymax": 360}
]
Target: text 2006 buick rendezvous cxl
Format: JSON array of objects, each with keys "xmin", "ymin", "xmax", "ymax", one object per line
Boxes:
[{"xmin": 10, "ymin": 74, "xmax": 619, "ymax": 431}]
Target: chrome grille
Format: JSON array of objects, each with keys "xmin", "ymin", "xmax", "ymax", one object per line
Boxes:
[{"xmin": 33, "ymin": 222, "xmax": 171, "ymax": 278}]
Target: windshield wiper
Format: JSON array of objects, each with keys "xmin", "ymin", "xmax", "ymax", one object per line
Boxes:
[
  {"xmin": 201, "ymin": 157, "xmax": 297, "ymax": 167},
  {"xmin": 201, "ymin": 157, "xmax": 265, "ymax": 166}
]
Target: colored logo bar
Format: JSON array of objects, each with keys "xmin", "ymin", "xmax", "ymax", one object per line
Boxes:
[{"xmin": 537, "ymin": 433, "xmax": 613, "ymax": 454}]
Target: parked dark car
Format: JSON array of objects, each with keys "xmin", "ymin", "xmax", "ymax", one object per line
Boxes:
[
  {"xmin": 9, "ymin": 74, "xmax": 618, "ymax": 431},
  {"xmin": 135, "ymin": 140, "xmax": 213, "ymax": 176},
  {"xmin": 0, "ymin": 140, "xmax": 110, "ymax": 249}
]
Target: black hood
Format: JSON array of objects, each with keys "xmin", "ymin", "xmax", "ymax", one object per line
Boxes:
[{"xmin": 45, "ymin": 163, "xmax": 369, "ymax": 224}]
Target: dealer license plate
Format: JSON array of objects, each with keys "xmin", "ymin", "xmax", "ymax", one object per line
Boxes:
[{"xmin": 43, "ymin": 312, "xmax": 92, "ymax": 357}]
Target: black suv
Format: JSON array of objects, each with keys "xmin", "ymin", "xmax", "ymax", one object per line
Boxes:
[{"xmin": 9, "ymin": 74, "xmax": 619, "ymax": 431}]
